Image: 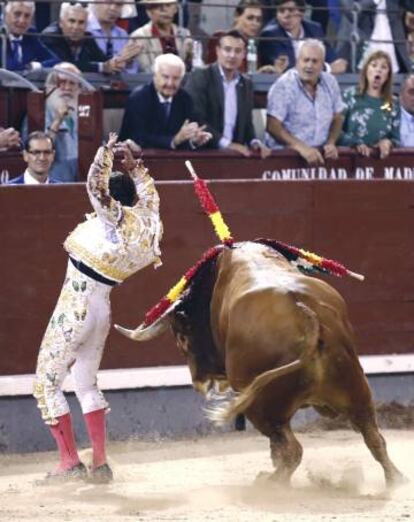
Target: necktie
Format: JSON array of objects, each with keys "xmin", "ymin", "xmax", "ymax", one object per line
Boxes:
[
  {"xmin": 10, "ymin": 40, "xmax": 22, "ymax": 68},
  {"xmin": 162, "ymin": 101, "xmax": 171, "ymax": 122},
  {"xmin": 105, "ymin": 37, "xmax": 113, "ymax": 59}
]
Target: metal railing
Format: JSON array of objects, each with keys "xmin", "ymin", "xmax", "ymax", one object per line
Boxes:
[{"xmin": 0, "ymin": 1, "xmax": 412, "ymax": 74}]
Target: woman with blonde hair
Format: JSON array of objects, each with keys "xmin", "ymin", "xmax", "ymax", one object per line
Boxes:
[{"xmin": 339, "ymin": 50, "xmax": 400, "ymax": 159}]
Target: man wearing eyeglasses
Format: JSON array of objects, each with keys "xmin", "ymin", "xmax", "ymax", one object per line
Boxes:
[{"xmin": 8, "ymin": 131, "xmax": 57, "ymax": 184}]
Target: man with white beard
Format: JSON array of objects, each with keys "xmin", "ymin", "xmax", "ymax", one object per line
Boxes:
[{"xmin": 45, "ymin": 62, "xmax": 81, "ymax": 182}]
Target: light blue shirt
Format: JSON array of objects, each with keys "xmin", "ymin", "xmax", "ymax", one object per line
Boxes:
[
  {"xmin": 87, "ymin": 12, "xmax": 138, "ymax": 73},
  {"xmin": 46, "ymin": 108, "xmax": 78, "ymax": 183},
  {"xmin": 399, "ymin": 106, "xmax": 414, "ymax": 147},
  {"xmin": 265, "ymin": 68, "xmax": 344, "ymax": 149},
  {"xmin": 218, "ymin": 66, "xmax": 240, "ymax": 149}
]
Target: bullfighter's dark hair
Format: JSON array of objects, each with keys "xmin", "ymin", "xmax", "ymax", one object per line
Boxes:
[{"xmin": 109, "ymin": 171, "xmax": 137, "ymax": 207}]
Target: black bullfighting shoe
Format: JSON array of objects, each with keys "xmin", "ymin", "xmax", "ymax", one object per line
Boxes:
[{"xmin": 88, "ymin": 463, "xmax": 113, "ymax": 484}]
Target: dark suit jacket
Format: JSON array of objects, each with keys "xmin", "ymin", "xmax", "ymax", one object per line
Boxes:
[
  {"xmin": 183, "ymin": 63, "xmax": 256, "ymax": 148},
  {"xmin": 41, "ymin": 22, "xmax": 107, "ymax": 73},
  {"xmin": 0, "ymin": 28, "xmax": 58, "ymax": 70},
  {"xmin": 258, "ymin": 19, "xmax": 337, "ymax": 68},
  {"xmin": 336, "ymin": 0, "xmax": 411, "ymax": 72},
  {"xmin": 8, "ymin": 173, "xmax": 59, "ymax": 184},
  {"xmin": 118, "ymin": 82, "xmax": 198, "ymax": 149}
]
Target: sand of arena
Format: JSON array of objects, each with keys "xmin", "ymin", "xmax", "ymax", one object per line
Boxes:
[{"xmin": 0, "ymin": 429, "xmax": 413, "ymax": 522}]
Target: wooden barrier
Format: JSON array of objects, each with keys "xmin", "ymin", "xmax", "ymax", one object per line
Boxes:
[
  {"xmin": 0, "ymin": 180, "xmax": 413, "ymax": 376},
  {"xmin": 3, "ymin": 148, "xmax": 414, "ymax": 183}
]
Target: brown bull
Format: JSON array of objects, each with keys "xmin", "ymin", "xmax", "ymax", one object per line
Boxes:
[{"xmin": 116, "ymin": 241, "xmax": 405, "ymax": 487}]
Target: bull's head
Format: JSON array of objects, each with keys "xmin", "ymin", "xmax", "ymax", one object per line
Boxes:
[{"xmin": 116, "ymin": 251, "xmax": 226, "ymax": 394}]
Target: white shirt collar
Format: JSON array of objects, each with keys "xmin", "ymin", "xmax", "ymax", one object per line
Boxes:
[
  {"xmin": 218, "ymin": 64, "xmax": 240, "ymax": 84},
  {"xmin": 8, "ymin": 33, "xmax": 23, "ymax": 42},
  {"xmin": 157, "ymin": 92, "xmax": 173, "ymax": 104},
  {"xmin": 24, "ymin": 169, "xmax": 49, "ymax": 185}
]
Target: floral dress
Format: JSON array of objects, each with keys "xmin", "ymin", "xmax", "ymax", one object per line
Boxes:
[{"xmin": 339, "ymin": 86, "xmax": 400, "ymax": 147}]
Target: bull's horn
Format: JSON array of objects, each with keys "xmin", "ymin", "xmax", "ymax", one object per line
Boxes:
[{"xmin": 114, "ymin": 317, "xmax": 169, "ymax": 341}]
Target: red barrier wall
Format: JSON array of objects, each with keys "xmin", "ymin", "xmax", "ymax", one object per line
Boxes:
[{"xmin": 0, "ymin": 179, "xmax": 413, "ymax": 375}]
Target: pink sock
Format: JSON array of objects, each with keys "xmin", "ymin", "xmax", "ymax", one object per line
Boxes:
[
  {"xmin": 49, "ymin": 413, "xmax": 80, "ymax": 471},
  {"xmin": 83, "ymin": 409, "xmax": 107, "ymax": 468}
]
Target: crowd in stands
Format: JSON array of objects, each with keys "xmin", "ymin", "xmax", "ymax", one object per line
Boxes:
[{"xmin": 1, "ymin": 0, "xmax": 414, "ymax": 183}]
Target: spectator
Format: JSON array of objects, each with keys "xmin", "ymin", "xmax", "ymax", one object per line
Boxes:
[
  {"xmin": 399, "ymin": 74, "xmax": 414, "ymax": 147},
  {"xmin": 184, "ymin": 30, "xmax": 270, "ymax": 157},
  {"xmin": 129, "ymin": 0, "xmax": 192, "ymax": 73},
  {"xmin": 404, "ymin": 5, "xmax": 414, "ymax": 69},
  {"xmin": 336, "ymin": 0, "xmax": 411, "ymax": 73},
  {"xmin": 266, "ymin": 39, "xmax": 344, "ymax": 165},
  {"xmin": 8, "ymin": 131, "xmax": 57, "ymax": 184},
  {"xmin": 258, "ymin": 0, "xmax": 346, "ymax": 74},
  {"xmin": 0, "ymin": 1, "xmax": 58, "ymax": 70},
  {"xmin": 119, "ymin": 53, "xmax": 211, "ymax": 149},
  {"xmin": 45, "ymin": 63, "xmax": 81, "ymax": 182},
  {"xmin": 339, "ymin": 50, "xmax": 399, "ymax": 158},
  {"xmin": 0, "ymin": 127, "xmax": 21, "ymax": 150},
  {"xmin": 86, "ymin": 0, "xmax": 141, "ymax": 72},
  {"xmin": 206, "ymin": 0, "xmax": 264, "ymax": 71},
  {"xmin": 41, "ymin": 2, "xmax": 124, "ymax": 74}
]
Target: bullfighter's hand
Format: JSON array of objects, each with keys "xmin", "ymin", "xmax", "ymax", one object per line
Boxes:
[
  {"xmin": 296, "ymin": 144, "xmax": 324, "ymax": 165},
  {"xmin": 107, "ymin": 132, "xmax": 118, "ymax": 151},
  {"xmin": 227, "ymin": 142, "xmax": 251, "ymax": 157},
  {"xmin": 377, "ymin": 138, "xmax": 392, "ymax": 159},
  {"xmin": 323, "ymin": 143, "xmax": 338, "ymax": 160},
  {"xmin": 356, "ymin": 143, "xmax": 372, "ymax": 157},
  {"xmin": 116, "ymin": 141, "xmax": 138, "ymax": 171}
]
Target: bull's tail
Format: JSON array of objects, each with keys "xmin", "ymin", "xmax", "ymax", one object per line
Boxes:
[{"xmin": 206, "ymin": 301, "xmax": 319, "ymax": 426}]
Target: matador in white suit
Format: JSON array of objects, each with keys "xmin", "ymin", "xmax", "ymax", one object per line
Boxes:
[{"xmin": 33, "ymin": 133, "xmax": 162, "ymax": 482}]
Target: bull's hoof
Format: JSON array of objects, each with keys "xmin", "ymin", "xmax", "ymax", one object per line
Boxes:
[
  {"xmin": 254, "ymin": 471, "xmax": 291, "ymax": 486},
  {"xmin": 254, "ymin": 471, "xmax": 273, "ymax": 484},
  {"xmin": 387, "ymin": 472, "xmax": 409, "ymax": 489}
]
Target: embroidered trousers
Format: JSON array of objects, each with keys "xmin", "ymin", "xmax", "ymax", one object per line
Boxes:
[{"xmin": 33, "ymin": 261, "xmax": 111, "ymax": 425}]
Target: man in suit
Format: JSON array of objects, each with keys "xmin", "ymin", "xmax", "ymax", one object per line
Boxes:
[
  {"xmin": 119, "ymin": 53, "xmax": 211, "ymax": 149},
  {"xmin": 41, "ymin": 2, "xmax": 123, "ymax": 74},
  {"xmin": 258, "ymin": 0, "xmax": 346, "ymax": 74},
  {"xmin": 9, "ymin": 131, "xmax": 58, "ymax": 184},
  {"xmin": 184, "ymin": 30, "xmax": 270, "ymax": 157},
  {"xmin": 336, "ymin": 0, "xmax": 411, "ymax": 73},
  {"xmin": 1, "ymin": 1, "xmax": 58, "ymax": 71}
]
